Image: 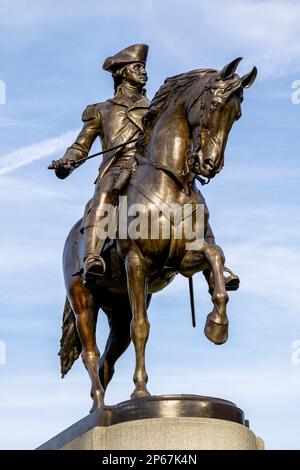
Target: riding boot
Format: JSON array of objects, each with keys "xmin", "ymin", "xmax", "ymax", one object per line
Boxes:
[
  {"xmin": 203, "ymin": 267, "xmax": 240, "ymax": 295},
  {"xmin": 83, "ymin": 225, "xmax": 106, "ymax": 284}
]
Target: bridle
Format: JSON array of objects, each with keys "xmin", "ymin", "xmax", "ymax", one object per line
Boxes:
[
  {"xmin": 185, "ymin": 82, "xmax": 213, "ymax": 186},
  {"xmin": 135, "ymin": 81, "xmax": 214, "ymax": 190}
]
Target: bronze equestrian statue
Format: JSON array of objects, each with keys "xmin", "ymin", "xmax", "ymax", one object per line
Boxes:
[
  {"xmin": 50, "ymin": 44, "xmax": 237, "ymax": 289},
  {"xmin": 49, "ymin": 45, "xmax": 257, "ymax": 412}
]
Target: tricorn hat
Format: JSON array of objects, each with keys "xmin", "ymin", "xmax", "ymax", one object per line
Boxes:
[{"xmin": 102, "ymin": 44, "xmax": 149, "ymax": 73}]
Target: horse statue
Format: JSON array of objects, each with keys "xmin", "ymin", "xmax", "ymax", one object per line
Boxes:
[{"xmin": 58, "ymin": 58, "xmax": 257, "ymax": 412}]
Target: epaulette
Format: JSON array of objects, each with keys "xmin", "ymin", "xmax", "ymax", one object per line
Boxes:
[{"xmin": 82, "ymin": 104, "xmax": 100, "ymax": 122}]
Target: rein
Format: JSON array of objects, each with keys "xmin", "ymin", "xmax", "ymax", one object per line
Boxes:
[
  {"xmin": 135, "ymin": 82, "xmax": 212, "ymax": 188},
  {"xmin": 48, "ymin": 137, "xmax": 139, "ymax": 170},
  {"xmin": 48, "ymin": 78, "xmax": 213, "ymax": 188},
  {"xmin": 135, "ymin": 154, "xmax": 210, "ymax": 189},
  {"xmin": 135, "ymin": 154, "xmax": 190, "ymax": 178},
  {"xmin": 186, "ymin": 82, "xmax": 212, "ymax": 186}
]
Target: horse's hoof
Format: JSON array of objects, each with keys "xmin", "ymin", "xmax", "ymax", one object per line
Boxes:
[
  {"xmin": 90, "ymin": 401, "xmax": 104, "ymax": 413},
  {"xmin": 204, "ymin": 316, "xmax": 228, "ymax": 345},
  {"xmin": 89, "ymin": 393, "xmax": 105, "ymax": 413},
  {"xmin": 130, "ymin": 388, "xmax": 151, "ymax": 400}
]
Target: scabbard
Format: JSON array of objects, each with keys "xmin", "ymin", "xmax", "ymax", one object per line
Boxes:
[{"xmin": 189, "ymin": 277, "xmax": 196, "ymax": 328}]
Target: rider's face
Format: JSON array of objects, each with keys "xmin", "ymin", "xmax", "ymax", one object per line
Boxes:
[{"xmin": 122, "ymin": 62, "xmax": 148, "ymax": 87}]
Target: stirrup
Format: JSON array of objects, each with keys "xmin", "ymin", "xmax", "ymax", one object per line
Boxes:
[
  {"xmin": 83, "ymin": 255, "xmax": 106, "ymax": 283},
  {"xmin": 208, "ymin": 267, "xmax": 240, "ymax": 293},
  {"xmin": 223, "ymin": 267, "xmax": 240, "ymax": 291}
]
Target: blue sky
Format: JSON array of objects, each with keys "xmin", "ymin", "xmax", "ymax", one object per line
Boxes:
[{"xmin": 0, "ymin": 0, "xmax": 300, "ymax": 450}]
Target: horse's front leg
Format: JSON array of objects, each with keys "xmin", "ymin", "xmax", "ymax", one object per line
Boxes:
[
  {"xmin": 68, "ymin": 277, "xmax": 104, "ymax": 412},
  {"xmin": 203, "ymin": 243, "xmax": 229, "ymax": 345},
  {"xmin": 125, "ymin": 250, "xmax": 151, "ymax": 399}
]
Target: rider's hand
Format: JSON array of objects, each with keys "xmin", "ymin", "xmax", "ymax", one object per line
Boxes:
[
  {"xmin": 48, "ymin": 158, "xmax": 77, "ymax": 180},
  {"xmin": 48, "ymin": 158, "xmax": 76, "ymax": 171}
]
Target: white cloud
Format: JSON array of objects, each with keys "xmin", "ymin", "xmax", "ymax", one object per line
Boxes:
[
  {"xmin": 139, "ymin": 0, "xmax": 300, "ymax": 80},
  {"xmin": 197, "ymin": 0, "xmax": 300, "ymax": 79},
  {"xmin": 0, "ymin": 0, "xmax": 143, "ymax": 27},
  {"xmin": 221, "ymin": 165, "xmax": 300, "ymax": 182},
  {"xmin": 0, "ymin": 129, "xmax": 78, "ymax": 175},
  {"xmin": 1, "ymin": 1, "xmax": 300, "ymax": 79},
  {"xmin": 0, "ymin": 173, "xmax": 80, "ymax": 203},
  {"xmin": 0, "ymin": 116, "xmax": 40, "ymax": 128}
]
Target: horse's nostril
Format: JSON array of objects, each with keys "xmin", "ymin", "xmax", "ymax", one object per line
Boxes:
[{"xmin": 204, "ymin": 159, "xmax": 214, "ymax": 169}]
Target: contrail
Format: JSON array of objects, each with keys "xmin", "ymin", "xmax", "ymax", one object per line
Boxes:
[{"xmin": 0, "ymin": 129, "xmax": 79, "ymax": 176}]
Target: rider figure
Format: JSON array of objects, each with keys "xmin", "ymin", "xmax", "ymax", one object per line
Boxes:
[
  {"xmin": 51, "ymin": 44, "xmax": 150, "ymax": 283},
  {"xmin": 51, "ymin": 44, "xmax": 239, "ymax": 292}
]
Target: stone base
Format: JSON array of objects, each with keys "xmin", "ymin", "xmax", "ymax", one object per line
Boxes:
[
  {"xmin": 62, "ymin": 418, "xmax": 264, "ymax": 450},
  {"xmin": 37, "ymin": 395, "xmax": 264, "ymax": 450}
]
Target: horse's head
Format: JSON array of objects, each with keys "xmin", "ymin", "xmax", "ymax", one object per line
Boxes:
[{"xmin": 188, "ymin": 58, "xmax": 257, "ymax": 179}]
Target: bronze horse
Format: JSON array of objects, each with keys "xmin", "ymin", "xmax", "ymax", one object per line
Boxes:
[{"xmin": 58, "ymin": 58, "xmax": 257, "ymax": 412}]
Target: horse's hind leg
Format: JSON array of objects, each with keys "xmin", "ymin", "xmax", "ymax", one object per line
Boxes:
[
  {"xmin": 202, "ymin": 243, "xmax": 229, "ymax": 345},
  {"xmin": 67, "ymin": 276, "xmax": 104, "ymax": 412}
]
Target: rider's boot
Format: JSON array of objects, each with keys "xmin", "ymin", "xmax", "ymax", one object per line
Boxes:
[
  {"xmin": 83, "ymin": 225, "xmax": 106, "ymax": 284},
  {"xmin": 203, "ymin": 267, "xmax": 240, "ymax": 295}
]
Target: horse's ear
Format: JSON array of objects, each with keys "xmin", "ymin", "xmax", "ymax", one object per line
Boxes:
[
  {"xmin": 241, "ymin": 66, "xmax": 257, "ymax": 88},
  {"xmin": 220, "ymin": 57, "xmax": 243, "ymax": 80}
]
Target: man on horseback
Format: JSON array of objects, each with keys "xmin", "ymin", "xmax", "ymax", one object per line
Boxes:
[
  {"xmin": 50, "ymin": 44, "xmax": 150, "ymax": 283},
  {"xmin": 50, "ymin": 44, "xmax": 239, "ymax": 292}
]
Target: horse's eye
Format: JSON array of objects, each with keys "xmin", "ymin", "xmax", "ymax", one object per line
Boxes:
[{"xmin": 210, "ymin": 101, "xmax": 219, "ymax": 111}]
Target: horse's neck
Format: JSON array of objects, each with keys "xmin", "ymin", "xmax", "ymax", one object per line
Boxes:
[{"xmin": 146, "ymin": 105, "xmax": 190, "ymax": 172}]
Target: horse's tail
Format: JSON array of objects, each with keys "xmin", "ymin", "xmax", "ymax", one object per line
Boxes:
[{"xmin": 58, "ymin": 296, "xmax": 82, "ymax": 378}]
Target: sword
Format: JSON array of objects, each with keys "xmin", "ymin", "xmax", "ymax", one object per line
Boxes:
[{"xmin": 188, "ymin": 277, "xmax": 196, "ymax": 328}]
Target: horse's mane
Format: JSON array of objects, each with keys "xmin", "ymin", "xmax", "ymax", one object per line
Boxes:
[
  {"xmin": 137, "ymin": 68, "xmax": 242, "ymax": 154},
  {"xmin": 140, "ymin": 69, "xmax": 216, "ymax": 151}
]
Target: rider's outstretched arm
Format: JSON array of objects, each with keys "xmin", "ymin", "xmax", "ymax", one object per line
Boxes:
[{"xmin": 52, "ymin": 104, "xmax": 102, "ymax": 179}]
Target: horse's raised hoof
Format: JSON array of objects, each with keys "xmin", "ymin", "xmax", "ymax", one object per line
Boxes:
[
  {"xmin": 204, "ymin": 314, "xmax": 228, "ymax": 345},
  {"xmin": 130, "ymin": 388, "xmax": 151, "ymax": 400}
]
